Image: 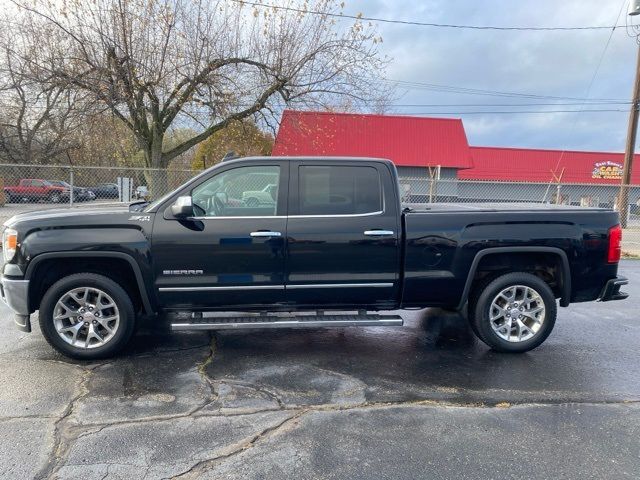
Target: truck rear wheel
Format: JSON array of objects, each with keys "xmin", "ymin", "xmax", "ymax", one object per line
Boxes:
[
  {"xmin": 469, "ymin": 272, "xmax": 556, "ymax": 353},
  {"xmin": 39, "ymin": 273, "xmax": 135, "ymax": 359}
]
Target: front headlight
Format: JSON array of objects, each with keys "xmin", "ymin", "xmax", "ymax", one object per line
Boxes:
[{"xmin": 3, "ymin": 228, "xmax": 17, "ymax": 262}]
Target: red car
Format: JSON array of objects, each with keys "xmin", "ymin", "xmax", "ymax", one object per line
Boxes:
[{"xmin": 4, "ymin": 179, "xmax": 70, "ymax": 203}]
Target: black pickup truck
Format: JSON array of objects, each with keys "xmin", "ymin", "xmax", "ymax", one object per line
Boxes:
[{"xmin": 0, "ymin": 157, "xmax": 628, "ymax": 359}]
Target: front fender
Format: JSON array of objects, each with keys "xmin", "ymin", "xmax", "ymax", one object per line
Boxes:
[{"xmin": 20, "ymin": 227, "xmax": 155, "ymax": 315}]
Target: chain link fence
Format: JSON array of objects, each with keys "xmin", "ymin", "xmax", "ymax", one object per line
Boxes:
[
  {"xmin": 0, "ymin": 163, "xmax": 198, "ymax": 222},
  {"xmin": 399, "ymin": 177, "xmax": 640, "ymax": 255},
  {"xmin": 0, "ymin": 163, "xmax": 638, "ymax": 254}
]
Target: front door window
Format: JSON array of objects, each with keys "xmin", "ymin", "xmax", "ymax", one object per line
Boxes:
[{"xmin": 191, "ymin": 165, "xmax": 280, "ymax": 217}]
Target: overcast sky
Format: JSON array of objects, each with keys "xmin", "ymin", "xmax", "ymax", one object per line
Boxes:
[{"xmin": 343, "ymin": 0, "xmax": 637, "ymax": 152}]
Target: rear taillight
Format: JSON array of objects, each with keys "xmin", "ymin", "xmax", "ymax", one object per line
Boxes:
[{"xmin": 608, "ymin": 224, "xmax": 622, "ymax": 263}]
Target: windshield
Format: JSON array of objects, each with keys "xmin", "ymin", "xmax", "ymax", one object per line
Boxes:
[{"xmin": 49, "ymin": 180, "xmax": 69, "ymax": 187}]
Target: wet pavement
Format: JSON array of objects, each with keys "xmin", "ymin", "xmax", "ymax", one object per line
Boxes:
[{"xmin": 0, "ymin": 261, "xmax": 638, "ymax": 479}]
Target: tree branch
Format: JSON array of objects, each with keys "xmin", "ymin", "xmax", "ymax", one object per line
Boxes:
[{"xmin": 162, "ymin": 77, "xmax": 287, "ymax": 162}]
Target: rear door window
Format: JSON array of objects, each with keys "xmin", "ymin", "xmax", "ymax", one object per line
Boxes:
[{"xmin": 298, "ymin": 165, "xmax": 382, "ymax": 215}]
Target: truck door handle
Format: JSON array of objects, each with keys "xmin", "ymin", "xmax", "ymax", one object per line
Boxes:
[
  {"xmin": 250, "ymin": 231, "xmax": 282, "ymax": 237},
  {"xmin": 363, "ymin": 230, "xmax": 395, "ymax": 236}
]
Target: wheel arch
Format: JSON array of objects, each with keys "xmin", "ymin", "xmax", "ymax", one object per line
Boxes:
[
  {"xmin": 458, "ymin": 247, "xmax": 571, "ymax": 310},
  {"xmin": 25, "ymin": 252, "xmax": 154, "ymax": 315}
]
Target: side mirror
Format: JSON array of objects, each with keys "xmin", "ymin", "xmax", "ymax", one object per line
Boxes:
[{"xmin": 171, "ymin": 196, "xmax": 194, "ymax": 219}]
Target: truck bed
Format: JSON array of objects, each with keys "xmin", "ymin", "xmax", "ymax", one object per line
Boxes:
[
  {"xmin": 403, "ymin": 202, "xmax": 609, "ymax": 214},
  {"xmin": 400, "ymin": 201, "xmax": 620, "ymax": 309}
]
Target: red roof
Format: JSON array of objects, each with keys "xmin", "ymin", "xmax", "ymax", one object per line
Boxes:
[
  {"xmin": 460, "ymin": 146, "xmax": 640, "ymax": 184},
  {"xmin": 272, "ymin": 110, "xmax": 474, "ymax": 168},
  {"xmin": 273, "ymin": 110, "xmax": 639, "ymax": 185}
]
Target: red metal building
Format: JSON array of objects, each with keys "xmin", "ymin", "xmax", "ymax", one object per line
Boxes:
[
  {"xmin": 272, "ymin": 109, "xmax": 640, "ymax": 185},
  {"xmin": 463, "ymin": 146, "xmax": 640, "ymax": 185},
  {"xmin": 272, "ymin": 110, "xmax": 473, "ymax": 169}
]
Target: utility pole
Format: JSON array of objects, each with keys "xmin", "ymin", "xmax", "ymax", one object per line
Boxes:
[
  {"xmin": 551, "ymin": 167, "xmax": 565, "ymax": 205},
  {"xmin": 619, "ymin": 2, "xmax": 640, "ymax": 227},
  {"xmin": 619, "ymin": 45, "xmax": 640, "ymax": 227}
]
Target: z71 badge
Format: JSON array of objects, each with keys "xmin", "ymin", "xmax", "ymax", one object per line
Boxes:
[{"xmin": 128, "ymin": 215, "xmax": 151, "ymax": 222}]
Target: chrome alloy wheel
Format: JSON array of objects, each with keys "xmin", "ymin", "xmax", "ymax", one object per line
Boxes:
[
  {"xmin": 53, "ymin": 287, "xmax": 120, "ymax": 349},
  {"xmin": 489, "ymin": 284, "xmax": 546, "ymax": 343}
]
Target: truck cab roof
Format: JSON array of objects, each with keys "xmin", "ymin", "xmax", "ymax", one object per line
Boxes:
[{"xmin": 223, "ymin": 156, "xmax": 394, "ymax": 164}]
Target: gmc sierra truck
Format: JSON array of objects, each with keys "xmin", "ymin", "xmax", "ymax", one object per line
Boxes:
[{"xmin": 0, "ymin": 157, "xmax": 629, "ymax": 359}]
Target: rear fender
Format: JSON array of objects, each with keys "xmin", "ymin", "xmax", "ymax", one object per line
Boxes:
[{"xmin": 457, "ymin": 246, "xmax": 571, "ymax": 310}]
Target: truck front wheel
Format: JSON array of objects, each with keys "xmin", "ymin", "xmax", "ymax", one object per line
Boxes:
[
  {"xmin": 39, "ymin": 273, "xmax": 135, "ymax": 359},
  {"xmin": 469, "ymin": 272, "xmax": 557, "ymax": 353}
]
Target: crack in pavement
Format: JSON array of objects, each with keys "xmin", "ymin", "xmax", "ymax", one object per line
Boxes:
[
  {"xmin": 34, "ymin": 364, "xmax": 94, "ymax": 480},
  {"xmin": 28, "ymin": 385, "xmax": 640, "ymax": 479},
  {"xmin": 213, "ymin": 378, "xmax": 286, "ymax": 410},
  {"xmin": 202, "ymin": 367, "xmax": 640, "ymax": 411},
  {"xmin": 30, "ymin": 336, "xmax": 216, "ymax": 479},
  {"xmin": 44, "ymin": 389, "xmax": 640, "ymax": 479},
  {"xmin": 194, "ymin": 333, "xmax": 220, "ymax": 409},
  {"xmin": 160, "ymin": 395, "xmax": 640, "ymax": 480},
  {"xmin": 44, "ymin": 387, "xmax": 640, "ymax": 439},
  {"xmin": 167, "ymin": 410, "xmax": 306, "ymax": 480},
  {"xmin": 197, "ymin": 333, "xmax": 217, "ymax": 380},
  {"xmin": 20, "ymin": 328, "xmax": 640, "ymax": 479}
]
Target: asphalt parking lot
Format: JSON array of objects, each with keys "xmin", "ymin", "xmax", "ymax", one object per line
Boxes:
[{"xmin": 0, "ymin": 262, "xmax": 638, "ymax": 479}]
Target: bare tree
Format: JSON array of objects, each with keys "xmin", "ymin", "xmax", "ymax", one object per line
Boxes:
[
  {"xmin": 5, "ymin": 0, "xmax": 387, "ymax": 194},
  {"xmin": 0, "ymin": 44, "xmax": 83, "ymax": 164},
  {"xmin": 67, "ymin": 112, "xmax": 140, "ymax": 167}
]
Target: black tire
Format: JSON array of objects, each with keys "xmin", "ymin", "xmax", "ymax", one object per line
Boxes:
[
  {"xmin": 468, "ymin": 272, "xmax": 556, "ymax": 353},
  {"xmin": 49, "ymin": 192, "xmax": 61, "ymax": 203},
  {"xmin": 39, "ymin": 273, "xmax": 136, "ymax": 359}
]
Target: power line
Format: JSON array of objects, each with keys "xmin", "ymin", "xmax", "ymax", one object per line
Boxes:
[
  {"xmin": 0, "ymin": 90, "xmax": 630, "ymax": 107},
  {"xmin": 581, "ymin": 2, "xmax": 624, "ymax": 100},
  {"xmin": 180, "ymin": 106, "xmax": 627, "ymax": 115},
  {"xmin": 385, "ymin": 79, "xmax": 627, "ymax": 102},
  {"xmin": 387, "ymin": 102, "xmax": 631, "ymax": 107},
  {"xmin": 384, "ymin": 109, "xmax": 628, "ymax": 115},
  {"xmin": 7, "ymin": 103, "xmax": 632, "ymax": 110},
  {"xmin": 232, "ymin": 0, "xmax": 623, "ymax": 31},
  {"xmin": 3, "ymin": 0, "xmax": 625, "ymax": 33},
  {"xmin": 548, "ymin": 0, "xmax": 627, "ymax": 180}
]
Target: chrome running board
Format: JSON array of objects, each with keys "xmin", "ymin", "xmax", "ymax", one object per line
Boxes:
[{"xmin": 170, "ymin": 312, "xmax": 403, "ymax": 331}]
